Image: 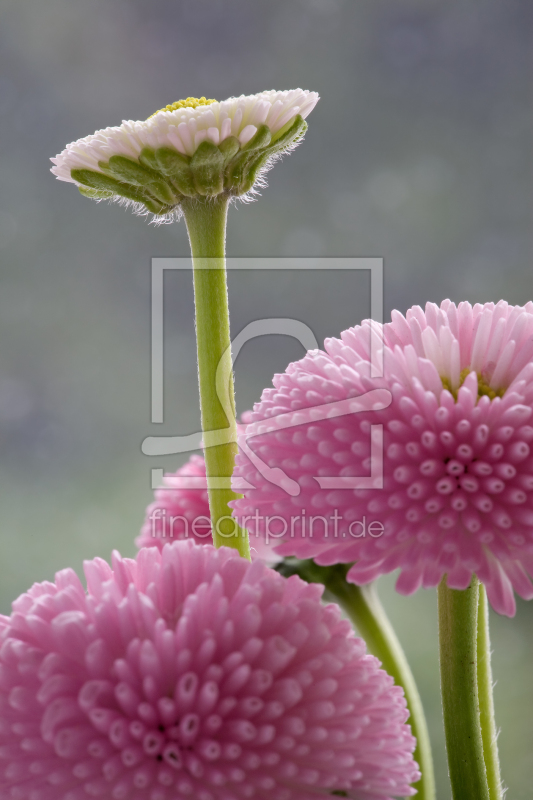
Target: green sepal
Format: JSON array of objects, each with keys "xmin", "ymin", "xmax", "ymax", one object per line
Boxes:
[
  {"xmin": 104, "ymin": 155, "xmax": 176, "ymax": 206},
  {"xmin": 190, "ymin": 140, "xmax": 225, "ymax": 195},
  {"xmin": 154, "ymin": 147, "xmax": 196, "ymax": 196},
  {"xmin": 155, "ymin": 146, "xmax": 190, "ymax": 169},
  {"xmin": 105, "ymin": 155, "xmax": 161, "ymax": 186},
  {"xmin": 78, "ymin": 186, "xmax": 113, "ymax": 200},
  {"xmin": 142, "ymin": 196, "xmax": 172, "ymax": 215},
  {"xmin": 240, "ymin": 124, "xmax": 272, "ymax": 153},
  {"xmin": 144, "ymin": 179, "xmax": 176, "ymax": 206},
  {"xmin": 236, "ymin": 116, "xmax": 308, "ymax": 195},
  {"xmin": 138, "ymin": 147, "xmax": 160, "ymax": 171},
  {"xmin": 224, "ymin": 125, "xmax": 271, "ymax": 191},
  {"xmin": 270, "ymin": 113, "xmax": 307, "ymax": 146},
  {"xmin": 139, "ymin": 147, "xmax": 181, "ymax": 208},
  {"xmin": 72, "ymin": 168, "xmax": 131, "ymax": 194},
  {"xmin": 140, "ymin": 146, "xmax": 188, "ymax": 203},
  {"xmin": 239, "ymin": 152, "xmax": 271, "ymax": 194},
  {"xmin": 218, "ymin": 136, "xmax": 240, "ymax": 167},
  {"xmin": 72, "ymin": 168, "xmax": 168, "ymax": 214}
]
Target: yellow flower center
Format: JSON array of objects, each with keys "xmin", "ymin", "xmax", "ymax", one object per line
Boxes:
[
  {"xmin": 148, "ymin": 97, "xmax": 217, "ymax": 119},
  {"xmin": 441, "ymin": 368, "xmax": 505, "ymax": 401}
]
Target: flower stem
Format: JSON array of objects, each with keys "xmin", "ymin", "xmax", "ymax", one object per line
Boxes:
[
  {"xmin": 276, "ymin": 560, "xmax": 436, "ymax": 800},
  {"xmin": 438, "ymin": 576, "xmax": 490, "ymax": 800},
  {"xmin": 477, "ymin": 583, "xmax": 503, "ymax": 800},
  {"xmin": 325, "ymin": 570, "xmax": 436, "ymax": 800},
  {"xmin": 181, "ymin": 196, "xmax": 250, "ymax": 559}
]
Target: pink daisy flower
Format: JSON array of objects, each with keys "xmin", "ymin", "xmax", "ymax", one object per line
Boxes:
[
  {"xmin": 136, "ymin": 456, "xmax": 212, "ymax": 550},
  {"xmin": 231, "ymin": 300, "xmax": 533, "ymax": 616},
  {"xmin": 135, "ymin": 455, "xmax": 273, "ymax": 563},
  {"xmin": 0, "ymin": 541, "xmax": 419, "ymax": 800}
]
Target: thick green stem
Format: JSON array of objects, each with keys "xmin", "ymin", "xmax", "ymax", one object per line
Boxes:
[
  {"xmin": 438, "ymin": 576, "xmax": 490, "ymax": 800},
  {"xmin": 181, "ymin": 196, "xmax": 250, "ymax": 559},
  {"xmin": 477, "ymin": 583, "xmax": 503, "ymax": 800},
  {"xmin": 326, "ymin": 571, "xmax": 435, "ymax": 800},
  {"xmin": 277, "ymin": 561, "xmax": 435, "ymax": 800}
]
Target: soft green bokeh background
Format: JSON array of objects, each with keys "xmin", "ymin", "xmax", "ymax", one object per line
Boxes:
[{"xmin": 1, "ymin": 0, "xmax": 531, "ymax": 796}]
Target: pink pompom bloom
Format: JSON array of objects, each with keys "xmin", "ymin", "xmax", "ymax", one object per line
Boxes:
[
  {"xmin": 0, "ymin": 541, "xmax": 419, "ymax": 800},
  {"xmin": 135, "ymin": 455, "xmax": 273, "ymax": 563},
  {"xmin": 136, "ymin": 456, "xmax": 212, "ymax": 550},
  {"xmin": 231, "ymin": 300, "xmax": 533, "ymax": 616}
]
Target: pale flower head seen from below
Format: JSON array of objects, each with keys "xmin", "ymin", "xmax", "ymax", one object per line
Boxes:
[
  {"xmin": 232, "ymin": 300, "xmax": 533, "ymax": 617},
  {"xmin": 0, "ymin": 540, "xmax": 419, "ymax": 800},
  {"xmin": 50, "ymin": 90, "xmax": 319, "ymax": 221}
]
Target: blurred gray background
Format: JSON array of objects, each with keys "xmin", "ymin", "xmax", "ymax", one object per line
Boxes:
[{"xmin": 1, "ymin": 0, "xmax": 532, "ymax": 796}]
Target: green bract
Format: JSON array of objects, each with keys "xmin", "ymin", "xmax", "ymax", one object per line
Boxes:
[{"xmin": 71, "ymin": 116, "xmax": 307, "ymax": 217}]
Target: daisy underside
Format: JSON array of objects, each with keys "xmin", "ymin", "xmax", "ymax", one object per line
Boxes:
[{"xmin": 51, "ymin": 92, "xmax": 317, "ymax": 222}]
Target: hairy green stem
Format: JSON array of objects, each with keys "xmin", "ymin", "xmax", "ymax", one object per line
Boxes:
[
  {"xmin": 477, "ymin": 583, "xmax": 503, "ymax": 799},
  {"xmin": 438, "ymin": 576, "xmax": 490, "ymax": 800},
  {"xmin": 182, "ymin": 196, "xmax": 250, "ymax": 559},
  {"xmin": 277, "ymin": 561, "xmax": 436, "ymax": 800},
  {"xmin": 326, "ymin": 571, "xmax": 436, "ymax": 800}
]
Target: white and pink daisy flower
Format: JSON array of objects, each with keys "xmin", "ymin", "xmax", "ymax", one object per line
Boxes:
[{"xmin": 50, "ymin": 91, "xmax": 319, "ymax": 217}]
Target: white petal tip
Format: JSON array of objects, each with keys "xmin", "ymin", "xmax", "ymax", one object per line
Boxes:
[{"xmin": 239, "ymin": 125, "xmax": 257, "ymax": 146}]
